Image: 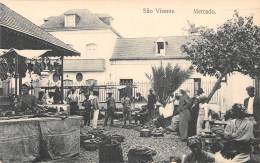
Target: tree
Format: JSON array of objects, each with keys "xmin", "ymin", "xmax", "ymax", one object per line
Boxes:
[
  {"xmin": 146, "ymin": 63, "xmax": 192, "ymax": 105},
  {"xmin": 182, "ymin": 11, "xmax": 260, "ymax": 102}
]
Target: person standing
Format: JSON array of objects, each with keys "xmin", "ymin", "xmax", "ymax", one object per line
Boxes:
[
  {"xmin": 104, "ymin": 91, "xmax": 116, "ymax": 126},
  {"xmin": 196, "ymin": 96, "xmax": 210, "ymax": 135},
  {"xmin": 121, "ymin": 93, "xmax": 132, "ymax": 126},
  {"xmin": 147, "ymin": 89, "xmax": 157, "ymax": 120},
  {"xmin": 67, "ymin": 88, "xmax": 79, "ymax": 115},
  {"xmin": 178, "ymin": 89, "xmax": 191, "ymax": 141},
  {"xmin": 53, "ymin": 87, "xmax": 61, "ymax": 104},
  {"xmin": 244, "ymin": 86, "xmax": 260, "ymax": 131},
  {"xmin": 190, "ymin": 88, "xmax": 206, "ymax": 136},
  {"xmin": 82, "ymin": 94, "xmax": 92, "ymax": 126},
  {"xmin": 90, "ymin": 89, "xmax": 100, "ymax": 129}
]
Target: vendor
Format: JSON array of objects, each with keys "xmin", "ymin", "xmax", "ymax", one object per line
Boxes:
[
  {"xmin": 221, "ymin": 103, "xmax": 255, "ymax": 162},
  {"xmin": 182, "ymin": 136, "xmax": 215, "ymax": 163},
  {"xmin": 17, "ymin": 83, "xmax": 39, "ymax": 114}
]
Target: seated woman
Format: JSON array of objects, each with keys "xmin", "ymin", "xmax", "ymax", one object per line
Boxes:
[
  {"xmin": 221, "ymin": 103, "xmax": 255, "ymax": 162},
  {"xmin": 182, "ymin": 136, "xmax": 215, "ymax": 163}
]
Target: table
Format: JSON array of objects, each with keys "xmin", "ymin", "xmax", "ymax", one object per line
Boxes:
[{"xmin": 0, "ymin": 116, "xmax": 82, "ymax": 163}]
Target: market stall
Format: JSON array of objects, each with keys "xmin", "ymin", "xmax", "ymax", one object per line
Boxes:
[{"xmin": 0, "ymin": 3, "xmax": 81, "ymax": 162}]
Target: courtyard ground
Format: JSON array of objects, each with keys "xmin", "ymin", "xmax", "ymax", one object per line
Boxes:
[{"xmin": 43, "ymin": 120, "xmax": 190, "ymax": 163}]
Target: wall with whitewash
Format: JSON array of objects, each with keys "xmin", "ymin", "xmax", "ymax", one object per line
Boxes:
[{"xmin": 48, "ymin": 29, "xmax": 119, "ymax": 83}]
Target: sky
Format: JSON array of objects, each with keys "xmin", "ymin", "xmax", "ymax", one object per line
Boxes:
[{"xmin": 1, "ymin": 0, "xmax": 260, "ymax": 37}]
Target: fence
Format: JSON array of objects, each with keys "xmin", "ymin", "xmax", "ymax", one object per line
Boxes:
[{"xmin": 27, "ymin": 79, "xmax": 223, "ymax": 108}]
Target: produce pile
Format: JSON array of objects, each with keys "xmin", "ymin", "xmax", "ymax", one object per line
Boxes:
[
  {"xmin": 40, "ymin": 122, "xmax": 190, "ymax": 163},
  {"xmin": 78, "ymin": 125, "xmax": 190, "ymax": 162}
]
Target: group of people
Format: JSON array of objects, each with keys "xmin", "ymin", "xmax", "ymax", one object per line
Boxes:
[
  {"xmin": 180, "ymin": 85, "xmax": 260, "ymax": 163},
  {"xmin": 68, "ymin": 88, "xmax": 100, "ymax": 128}
]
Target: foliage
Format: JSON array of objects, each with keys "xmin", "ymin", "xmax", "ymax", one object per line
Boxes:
[
  {"xmin": 146, "ymin": 63, "xmax": 192, "ymax": 105},
  {"xmin": 182, "ymin": 11, "xmax": 260, "ymax": 101}
]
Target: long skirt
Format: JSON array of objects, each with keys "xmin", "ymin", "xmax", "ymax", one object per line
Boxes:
[
  {"xmin": 92, "ymin": 109, "xmax": 99, "ymax": 129},
  {"xmin": 179, "ymin": 109, "xmax": 191, "ymax": 140}
]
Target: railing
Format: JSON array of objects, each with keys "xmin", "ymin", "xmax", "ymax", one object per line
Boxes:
[{"xmin": 28, "ymin": 79, "xmax": 223, "ymax": 108}]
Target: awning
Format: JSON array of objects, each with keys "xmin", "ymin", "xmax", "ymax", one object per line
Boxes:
[
  {"xmin": 0, "ymin": 48, "xmax": 50, "ymax": 59},
  {"xmin": 0, "ymin": 3, "xmax": 80, "ymax": 57}
]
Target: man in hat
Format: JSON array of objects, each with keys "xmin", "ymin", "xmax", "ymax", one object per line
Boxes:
[
  {"xmin": 147, "ymin": 88, "xmax": 157, "ymax": 120},
  {"xmin": 244, "ymin": 86, "xmax": 260, "ymax": 130},
  {"xmin": 121, "ymin": 92, "xmax": 132, "ymax": 126},
  {"xmin": 104, "ymin": 91, "xmax": 116, "ymax": 126},
  {"xmin": 17, "ymin": 83, "xmax": 38, "ymax": 114},
  {"xmin": 182, "ymin": 136, "xmax": 215, "ymax": 163}
]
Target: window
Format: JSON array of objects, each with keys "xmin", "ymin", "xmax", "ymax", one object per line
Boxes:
[
  {"xmin": 157, "ymin": 42, "xmax": 164, "ymax": 54},
  {"xmin": 65, "ymin": 14, "xmax": 76, "ymax": 27},
  {"xmin": 119, "ymin": 79, "xmax": 133, "ymax": 97},
  {"xmin": 155, "ymin": 38, "xmax": 167, "ymax": 55},
  {"xmin": 86, "ymin": 43, "xmax": 97, "ymax": 57}
]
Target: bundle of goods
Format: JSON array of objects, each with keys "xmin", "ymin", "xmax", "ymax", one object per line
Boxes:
[
  {"xmin": 139, "ymin": 129, "xmax": 152, "ymax": 137},
  {"xmin": 151, "ymin": 127, "xmax": 164, "ymax": 137},
  {"xmin": 80, "ymin": 134, "xmax": 94, "ymax": 143},
  {"xmin": 83, "ymin": 137, "xmax": 103, "ymax": 151},
  {"xmin": 128, "ymin": 146, "xmax": 157, "ymax": 163}
]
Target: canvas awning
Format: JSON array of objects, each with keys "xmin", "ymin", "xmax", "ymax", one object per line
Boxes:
[
  {"xmin": 0, "ymin": 3, "xmax": 80, "ymax": 57},
  {"xmin": 0, "ymin": 48, "xmax": 50, "ymax": 59}
]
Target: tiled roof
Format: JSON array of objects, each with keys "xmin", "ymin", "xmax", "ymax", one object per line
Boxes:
[
  {"xmin": 111, "ymin": 36, "xmax": 192, "ymax": 60},
  {"xmin": 64, "ymin": 59, "xmax": 105, "ymax": 72},
  {"xmin": 0, "ymin": 3, "xmax": 79, "ymax": 56},
  {"xmin": 41, "ymin": 9, "xmax": 110, "ymax": 31}
]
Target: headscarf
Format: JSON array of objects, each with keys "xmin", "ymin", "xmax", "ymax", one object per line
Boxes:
[{"xmin": 187, "ymin": 136, "xmax": 201, "ymax": 147}]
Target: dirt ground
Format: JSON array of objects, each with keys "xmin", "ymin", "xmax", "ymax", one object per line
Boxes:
[{"xmin": 43, "ymin": 120, "xmax": 190, "ymax": 163}]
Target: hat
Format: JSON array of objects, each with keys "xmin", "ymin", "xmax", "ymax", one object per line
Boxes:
[
  {"xmin": 198, "ymin": 88, "xmax": 204, "ymax": 94},
  {"xmin": 187, "ymin": 136, "xmax": 201, "ymax": 147},
  {"xmin": 149, "ymin": 88, "xmax": 153, "ymax": 91},
  {"xmin": 246, "ymin": 86, "xmax": 254, "ymax": 91}
]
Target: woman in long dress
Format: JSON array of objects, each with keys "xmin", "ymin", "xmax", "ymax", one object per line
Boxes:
[
  {"xmin": 196, "ymin": 96, "xmax": 210, "ymax": 135},
  {"xmin": 178, "ymin": 89, "xmax": 192, "ymax": 141}
]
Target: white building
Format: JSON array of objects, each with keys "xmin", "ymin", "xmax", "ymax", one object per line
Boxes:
[
  {"xmin": 41, "ymin": 9, "xmax": 121, "ymax": 87},
  {"xmin": 110, "ymin": 36, "xmax": 254, "ymax": 109}
]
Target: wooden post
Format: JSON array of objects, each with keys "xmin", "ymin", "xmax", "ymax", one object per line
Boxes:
[
  {"xmin": 15, "ymin": 54, "xmax": 19, "ymax": 95},
  {"xmin": 61, "ymin": 56, "xmax": 64, "ymax": 103}
]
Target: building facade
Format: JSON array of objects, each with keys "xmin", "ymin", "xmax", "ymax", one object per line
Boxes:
[
  {"xmin": 110, "ymin": 36, "xmax": 254, "ymax": 110},
  {"xmin": 41, "ymin": 9, "xmax": 121, "ymax": 88}
]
